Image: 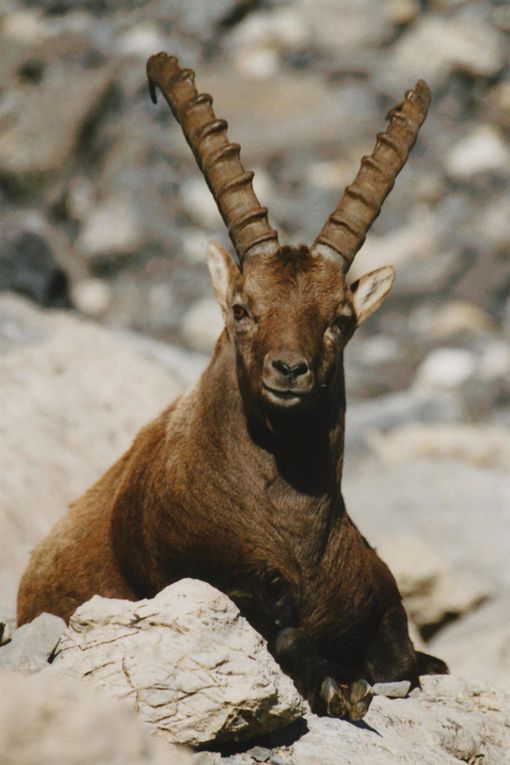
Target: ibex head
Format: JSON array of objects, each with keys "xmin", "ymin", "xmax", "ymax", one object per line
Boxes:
[{"xmin": 147, "ymin": 54, "xmax": 430, "ymax": 414}]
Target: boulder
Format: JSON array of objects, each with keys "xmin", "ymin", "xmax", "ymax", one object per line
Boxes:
[
  {"xmin": 0, "ymin": 61, "xmax": 113, "ymax": 186},
  {"xmin": 0, "ymin": 294, "xmax": 183, "ymax": 612},
  {"xmin": 374, "ymin": 534, "xmax": 488, "ymax": 636},
  {"xmin": 0, "ymin": 613, "xmax": 65, "ymax": 673},
  {"xmin": 381, "ymin": 17, "xmax": 505, "ymax": 90},
  {"xmin": 290, "ymin": 676, "xmax": 510, "ymax": 765},
  {"xmin": 51, "ymin": 579, "xmax": 305, "ymax": 746},
  {"xmin": 0, "ymin": 670, "xmax": 195, "ymax": 765}
]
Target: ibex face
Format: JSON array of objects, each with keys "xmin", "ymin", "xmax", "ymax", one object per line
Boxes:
[
  {"xmin": 147, "ymin": 52, "xmax": 430, "ymax": 413},
  {"xmin": 208, "ymin": 242, "xmax": 394, "ymax": 413}
]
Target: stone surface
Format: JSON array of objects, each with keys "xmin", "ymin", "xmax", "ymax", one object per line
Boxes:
[
  {"xmin": 368, "ymin": 423, "xmax": 510, "ymax": 471},
  {"xmin": 414, "ymin": 348, "xmax": 476, "ymax": 390},
  {"xmin": 52, "ymin": 580, "xmax": 305, "ymax": 746},
  {"xmin": 374, "ymin": 535, "xmax": 488, "ymax": 634},
  {"xmin": 382, "ymin": 17, "xmax": 505, "ymax": 89},
  {"xmin": 345, "ymin": 389, "xmax": 462, "ymax": 452},
  {"xmin": 0, "ymin": 622, "xmax": 11, "ymax": 647},
  {"xmin": 76, "ymin": 196, "xmax": 144, "ymax": 261},
  {"xmin": 0, "ymin": 669, "xmax": 194, "ymax": 765},
  {"xmin": 0, "ymin": 225, "xmax": 70, "ymax": 308},
  {"xmin": 0, "ymin": 62, "xmax": 113, "ymax": 183},
  {"xmin": 290, "ymin": 676, "xmax": 510, "ymax": 765},
  {"xmin": 0, "ymin": 613, "xmax": 65, "ymax": 672},
  {"xmin": 0, "ymin": 294, "xmax": 183, "ymax": 611},
  {"xmin": 446, "ymin": 126, "xmax": 510, "ymax": 179},
  {"xmin": 372, "ymin": 681, "xmax": 410, "ymax": 698}
]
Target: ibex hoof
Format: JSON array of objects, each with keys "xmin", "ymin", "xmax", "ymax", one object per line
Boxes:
[{"xmin": 320, "ymin": 676, "xmax": 373, "ymax": 721}]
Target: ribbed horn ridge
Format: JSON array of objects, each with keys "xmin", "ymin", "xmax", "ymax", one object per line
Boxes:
[
  {"xmin": 310, "ymin": 80, "xmax": 431, "ymax": 272},
  {"xmin": 147, "ymin": 52, "xmax": 280, "ymax": 262}
]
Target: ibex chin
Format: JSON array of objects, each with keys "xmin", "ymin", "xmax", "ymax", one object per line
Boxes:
[{"xmin": 18, "ymin": 53, "xmax": 447, "ymax": 720}]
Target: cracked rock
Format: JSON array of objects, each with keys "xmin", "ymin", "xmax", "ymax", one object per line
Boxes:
[{"xmin": 51, "ymin": 579, "xmax": 305, "ymax": 746}]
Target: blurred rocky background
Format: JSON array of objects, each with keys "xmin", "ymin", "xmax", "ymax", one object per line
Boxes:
[{"xmin": 1, "ymin": 0, "xmax": 510, "ymax": 762}]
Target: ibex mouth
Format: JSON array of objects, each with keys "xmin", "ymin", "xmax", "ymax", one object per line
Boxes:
[{"xmin": 262, "ymin": 384, "xmax": 310, "ymax": 407}]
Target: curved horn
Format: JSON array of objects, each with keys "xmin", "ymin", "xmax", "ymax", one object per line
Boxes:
[
  {"xmin": 147, "ymin": 52, "xmax": 279, "ymax": 262},
  {"xmin": 310, "ymin": 80, "xmax": 431, "ymax": 272}
]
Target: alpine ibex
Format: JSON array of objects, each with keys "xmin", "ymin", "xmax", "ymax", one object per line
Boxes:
[{"xmin": 18, "ymin": 53, "xmax": 447, "ymax": 720}]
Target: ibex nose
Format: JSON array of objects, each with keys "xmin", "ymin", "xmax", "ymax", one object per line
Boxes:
[{"xmin": 272, "ymin": 358, "xmax": 310, "ymax": 379}]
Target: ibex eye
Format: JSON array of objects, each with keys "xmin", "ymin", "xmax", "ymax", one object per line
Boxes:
[{"xmin": 233, "ymin": 304, "xmax": 248, "ymax": 321}]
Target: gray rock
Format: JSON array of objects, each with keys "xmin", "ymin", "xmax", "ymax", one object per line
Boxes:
[
  {"xmin": 446, "ymin": 126, "xmax": 510, "ymax": 179},
  {"xmin": 368, "ymin": 423, "xmax": 510, "ymax": 472},
  {"xmin": 52, "ymin": 579, "xmax": 305, "ymax": 746},
  {"xmin": 345, "ymin": 389, "xmax": 462, "ymax": 452},
  {"xmin": 372, "ymin": 681, "xmax": 410, "ymax": 698},
  {"xmin": 348, "ymin": 215, "xmax": 462, "ymax": 298},
  {"xmin": 0, "ymin": 622, "xmax": 11, "ymax": 646},
  {"xmin": 247, "ymin": 746, "xmax": 272, "ymax": 762},
  {"xmin": 197, "ymin": 69, "xmax": 377, "ymax": 161},
  {"xmin": 430, "ymin": 597, "xmax": 510, "ymax": 688},
  {"xmin": 297, "ymin": 0, "xmax": 394, "ymax": 53},
  {"xmin": 0, "ymin": 223, "xmax": 70, "ymax": 308},
  {"xmin": 290, "ymin": 676, "xmax": 510, "ymax": 765},
  {"xmin": 0, "ymin": 669, "xmax": 193, "ymax": 765},
  {"xmin": 76, "ymin": 196, "xmax": 144, "ymax": 261},
  {"xmin": 0, "ymin": 613, "xmax": 65, "ymax": 672},
  {"xmin": 344, "ymin": 456, "xmax": 510, "ymax": 605},
  {"xmin": 374, "ymin": 535, "xmax": 488, "ymax": 634},
  {"xmin": 381, "ymin": 17, "xmax": 505, "ymax": 90},
  {"xmin": 414, "ymin": 348, "xmax": 477, "ymax": 391},
  {"xmin": 0, "ymin": 62, "xmax": 113, "ymax": 185},
  {"xmin": 0, "ymin": 294, "xmax": 183, "ymax": 612}
]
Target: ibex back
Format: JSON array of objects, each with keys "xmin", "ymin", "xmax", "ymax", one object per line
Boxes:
[{"xmin": 18, "ymin": 53, "xmax": 447, "ymax": 720}]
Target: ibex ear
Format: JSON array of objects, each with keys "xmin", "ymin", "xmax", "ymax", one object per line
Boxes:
[
  {"xmin": 207, "ymin": 241, "xmax": 241, "ymax": 320},
  {"xmin": 350, "ymin": 266, "xmax": 395, "ymax": 326}
]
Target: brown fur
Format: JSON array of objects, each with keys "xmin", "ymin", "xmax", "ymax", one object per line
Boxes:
[{"xmin": 18, "ymin": 245, "xmax": 447, "ymax": 719}]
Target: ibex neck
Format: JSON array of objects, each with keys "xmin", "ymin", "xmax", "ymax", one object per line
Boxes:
[{"xmin": 202, "ymin": 333, "xmax": 347, "ymax": 498}]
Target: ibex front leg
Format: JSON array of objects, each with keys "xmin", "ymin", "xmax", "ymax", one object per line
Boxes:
[{"xmin": 265, "ymin": 574, "xmax": 373, "ymax": 720}]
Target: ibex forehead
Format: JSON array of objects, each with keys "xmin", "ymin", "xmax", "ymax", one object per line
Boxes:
[{"xmin": 240, "ymin": 246, "xmax": 349, "ymax": 314}]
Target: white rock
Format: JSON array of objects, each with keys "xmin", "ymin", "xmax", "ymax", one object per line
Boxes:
[
  {"xmin": 372, "ymin": 534, "xmax": 488, "ymax": 631},
  {"xmin": 77, "ymin": 197, "xmax": 143, "ymax": 260},
  {"xmin": 0, "ymin": 670, "xmax": 193, "ymax": 765},
  {"xmin": 230, "ymin": 9, "xmax": 309, "ymax": 52},
  {"xmin": 387, "ymin": 0, "xmax": 420, "ymax": 25},
  {"xmin": 372, "ymin": 680, "xmax": 411, "ymax": 698},
  {"xmin": 180, "ymin": 177, "xmax": 222, "ymax": 228},
  {"xmin": 66, "ymin": 176, "xmax": 96, "ymax": 221},
  {"xmin": 430, "ymin": 598, "xmax": 510, "ymax": 688},
  {"xmin": 291, "ymin": 676, "xmax": 510, "ymax": 765},
  {"xmin": 414, "ymin": 348, "xmax": 476, "ymax": 390},
  {"xmin": 230, "ymin": 9, "xmax": 308, "ymax": 78},
  {"xmin": 182, "ymin": 230, "xmax": 212, "ymax": 263},
  {"xmin": 348, "ymin": 214, "xmax": 460, "ymax": 297},
  {"xmin": 383, "ymin": 17, "xmax": 505, "ymax": 89},
  {"xmin": 0, "ymin": 613, "xmax": 65, "ymax": 673},
  {"xmin": 182, "ymin": 297, "xmax": 223, "ymax": 353},
  {"xmin": 298, "ymin": 0, "xmax": 393, "ymax": 52},
  {"xmin": 2, "ymin": 10, "xmax": 47, "ymax": 44},
  {"xmin": 368, "ymin": 423, "xmax": 510, "ymax": 472},
  {"xmin": 116, "ymin": 24, "xmax": 169, "ymax": 59},
  {"xmin": 0, "ymin": 294, "xmax": 183, "ymax": 610},
  {"xmin": 478, "ymin": 341, "xmax": 510, "ymax": 381},
  {"xmin": 72, "ymin": 278, "xmax": 112, "ymax": 318},
  {"xmin": 425, "ymin": 300, "xmax": 492, "ymax": 340},
  {"xmin": 52, "ymin": 580, "xmax": 305, "ymax": 746},
  {"xmin": 446, "ymin": 126, "xmax": 510, "ymax": 179}
]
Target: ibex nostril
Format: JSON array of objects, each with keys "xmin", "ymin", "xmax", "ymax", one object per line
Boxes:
[{"xmin": 272, "ymin": 359, "xmax": 309, "ymax": 379}]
